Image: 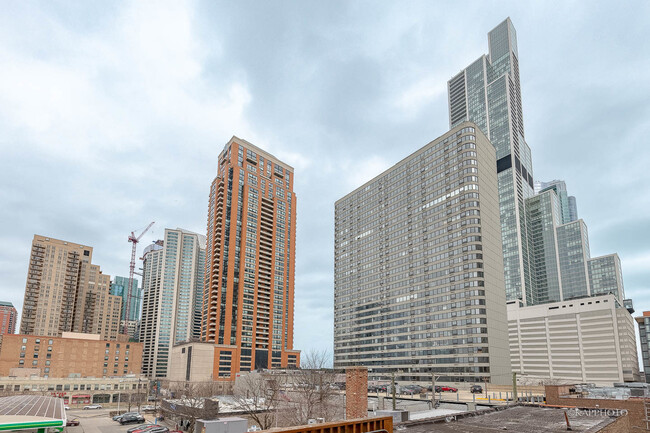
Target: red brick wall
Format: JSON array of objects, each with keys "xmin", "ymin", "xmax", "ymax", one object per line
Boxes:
[
  {"xmin": 598, "ymin": 413, "xmax": 631, "ymax": 433},
  {"xmin": 546, "ymin": 385, "xmax": 646, "ymax": 431},
  {"xmin": 345, "ymin": 367, "xmax": 368, "ymax": 419}
]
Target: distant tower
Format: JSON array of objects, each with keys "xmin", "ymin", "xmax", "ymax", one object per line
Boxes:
[
  {"xmin": 20, "ymin": 235, "xmax": 121, "ymax": 340},
  {"xmin": 448, "ymin": 18, "xmax": 535, "ymax": 304},
  {"xmin": 0, "ymin": 301, "xmax": 17, "ymax": 336},
  {"xmin": 139, "ymin": 229, "xmax": 205, "ymax": 379},
  {"xmin": 203, "ymin": 137, "xmax": 300, "ymax": 380}
]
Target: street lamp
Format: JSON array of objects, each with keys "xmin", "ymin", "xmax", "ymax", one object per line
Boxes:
[{"xmin": 117, "ymin": 379, "xmax": 124, "ymax": 414}]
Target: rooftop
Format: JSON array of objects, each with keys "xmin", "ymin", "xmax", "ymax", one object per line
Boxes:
[
  {"xmin": 401, "ymin": 406, "xmax": 619, "ymax": 433},
  {"xmin": 0, "ymin": 395, "xmax": 65, "ymax": 431}
]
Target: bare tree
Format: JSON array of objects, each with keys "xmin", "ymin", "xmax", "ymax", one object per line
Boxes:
[
  {"xmin": 232, "ymin": 371, "xmax": 283, "ymax": 430},
  {"xmin": 165, "ymin": 381, "xmax": 222, "ymax": 433},
  {"xmin": 282, "ymin": 349, "xmax": 342, "ymax": 425}
]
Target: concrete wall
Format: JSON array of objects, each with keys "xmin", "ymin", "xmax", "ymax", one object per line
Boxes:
[
  {"xmin": 508, "ymin": 294, "xmax": 638, "ymax": 385},
  {"xmin": 169, "ymin": 342, "xmax": 216, "ymax": 382}
]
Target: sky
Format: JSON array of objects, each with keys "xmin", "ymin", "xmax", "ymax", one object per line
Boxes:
[{"xmin": 0, "ymin": 1, "xmax": 649, "ymax": 359}]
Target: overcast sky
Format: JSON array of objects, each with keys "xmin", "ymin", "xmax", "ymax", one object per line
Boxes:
[{"xmin": 1, "ymin": 1, "xmax": 648, "ymax": 358}]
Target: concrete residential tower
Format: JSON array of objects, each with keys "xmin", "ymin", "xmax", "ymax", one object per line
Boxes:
[
  {"xmin": 20, "ymin": 235, "xmax": 122, "ymax": 340},
  {"xmin": 334, "ymin": 123, "xmax": 511, "ymax": 384},
  {"xmin": 203, "ymin": 137, "xmax": 299, "ymax": 380},
  {"xmin": 139, "ymin": 229, "xmax": 205, "ymax": 378}
]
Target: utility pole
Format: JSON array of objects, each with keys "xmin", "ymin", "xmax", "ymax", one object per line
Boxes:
[
  {"xmin": 484, "ymin": 376, "xmax": 489, "ymax": 399},
  {"xmin": 512, "ymin": 372, "xmax": 518, "ymax": 403},
  {"xmin": 431, "ymin": 373, "xmax": 437, "ymax": 408},
  {"xmin": 391, "ymin": 371, "xmax": 396, "ymax": 410}
]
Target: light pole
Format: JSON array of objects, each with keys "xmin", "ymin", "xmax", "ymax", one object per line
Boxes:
[
  {"xmin": 138, "ymin": 377, "xmax": 142, "ymax": 413},
  {"xmin": 117, "ymin": 379, "xmax": 124, "ymax": 413}
]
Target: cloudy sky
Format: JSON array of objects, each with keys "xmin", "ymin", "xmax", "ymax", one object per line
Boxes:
[{"xmin": 1, "ymin": 1, "xmax": 649, "ymax": 358}]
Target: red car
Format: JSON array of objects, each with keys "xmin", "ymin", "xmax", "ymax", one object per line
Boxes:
[
  {"xmin": 441, "ymin": 386, "xmax": 458, "ymax": 392},
  {"xmin": 66, "ymin": 419, "xmax": 80, "ymax": 426}
]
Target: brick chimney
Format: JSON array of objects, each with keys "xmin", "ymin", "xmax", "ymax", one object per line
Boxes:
[{"xmin": 345, "ymin": 367, "xmax": 368, "ymax": 419}]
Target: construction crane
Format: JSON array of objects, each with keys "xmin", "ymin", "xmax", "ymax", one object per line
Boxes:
[{"xmin": 124, "ymin": 221, "xmax": 155, "ymax": 335}]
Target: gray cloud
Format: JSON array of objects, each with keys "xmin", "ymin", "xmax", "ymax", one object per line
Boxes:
[{"xmin": 1, "ymin": 1, "xmax": 649, "ymax": 359}]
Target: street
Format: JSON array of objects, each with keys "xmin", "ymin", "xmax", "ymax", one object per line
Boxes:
[{"xmin": 65, "ymin": 409, "xmax": 159, "ymax": 433}]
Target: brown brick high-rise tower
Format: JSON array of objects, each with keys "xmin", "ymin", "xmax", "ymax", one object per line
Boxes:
[
  {"xmin": 203, "ymin": 137, "xmax": 300, "ymax": 379},
  {"xmin": 20, "ymin": 235, "xmax": 122, "ymax": 340}
]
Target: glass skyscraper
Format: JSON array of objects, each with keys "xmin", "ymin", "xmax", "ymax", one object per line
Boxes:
[
  {"xmin": 534, "ymin": 180, "xmax": 578, "ymax": 224},
  {"xmin": 448, "ymin": 18, "xmax": 535, "ymax": 304},
  {"xmin": 140, "ymin": 228, "xmax": 206, "ymax": 378},
  {"xmin": 110, "ymin": 275, "xmax": 140, "ymax": 322}
]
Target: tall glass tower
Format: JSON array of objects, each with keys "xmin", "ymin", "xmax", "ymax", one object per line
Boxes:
[{"xmin": 448, "ymin": 18, "xmax": 535, "ymax": 304}]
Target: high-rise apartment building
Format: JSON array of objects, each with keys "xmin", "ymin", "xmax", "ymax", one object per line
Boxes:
[
  {"xmin": 0, "ymin": 302, "xmax": 17, "ymax": 336},
  {"xmin": 334, "ymin": 122, "xmax": 511, "ymax": 384},
  {"xmin": 203, "ymin": 137, "xmax": 299, "ymax": 379},
  {"xmin": 110, "ymin": 276, "xmax": 140, "ymax": 322},
  {"xmin": 140, "ymin": 229, "xmax": 206, "ymax": 378},
  {"xmin": 635, "ymin": 312, "xmax": 650, "ymax": 383},
  {"xmin": 20, "ymin": 236, "xmax": 122, "ymax": 340},
  {"xmin": 448, "ymin": 18, "xmax": 535, "ymax": 305}
]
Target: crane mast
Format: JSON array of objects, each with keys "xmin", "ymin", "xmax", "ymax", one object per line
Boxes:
[{"xmin": 124, "ymin": 221, "xmax": 155, "ymax": 336}]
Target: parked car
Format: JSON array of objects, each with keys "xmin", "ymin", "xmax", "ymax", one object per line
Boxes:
[
  {"xmin": 127, "ymin": 424, "xmax": 155, "ymax": 433},
  {"xmin": 441, "ymin": 386, "xmax": 458, "ymax": 392},
  {"xmin": 137, "ymin": 427, "xmax": 169, "ymax": 433},
  {"xmin": 427, "ymin": 385, "xmax": 442, "ymax": 393},
  {"xmin": 66, "ymin": 419, "xmax": 80, "ymax": 426},
  {"xmin": 114, "ymin": 412, "xmax": 140, "ymax": 421},
  {"xmin": 401, "ymin": 385, "xmax": 424, "ymax": 395},
  {"xmin": 141, "ymin": 405, "xmax": 156, "ymax": 412},
  {"xmin": 120, "ymin": 414, "xmax": 146, "ymax": 425},
  {"xmin": 470, "ymin": 385, "xmax": 483, "ymax": 394},
  {"xmin": 64, "ymin": 406, "xmax": 70, "ymax": 410},
  {"xmin": 83, "ymin": 404, "xmax": 102, "ymax": 410}
]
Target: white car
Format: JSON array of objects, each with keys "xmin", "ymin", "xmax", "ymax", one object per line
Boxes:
[
  {"xmin": 83, "ymin": 404, "xmax": 102, "ymax": 410},
  {"xmin": 64, "ymin": 406, "xmax": 70, "ymax": 410}
]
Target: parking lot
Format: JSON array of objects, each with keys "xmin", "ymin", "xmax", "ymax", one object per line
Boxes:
[{"xmin": 65, "ymin": 409, "xmax": 159, "ymax": 433}]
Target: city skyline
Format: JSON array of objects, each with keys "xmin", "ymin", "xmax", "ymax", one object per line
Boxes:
[{"xmin": 0, "ymin": 2, "xmax": 649, "ymax": 357}]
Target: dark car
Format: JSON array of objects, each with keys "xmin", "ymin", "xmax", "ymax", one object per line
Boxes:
[
  {"xmin": 470, "ymin": 385, "xmax": 483, "ymax": 394},
  {"xmin": 132, "ymin": 426, "xmax": 168, "ymax": 433},
  {"xmin": 441, "ymin": 386, "xmax": 458, "ymax": 392},
  {"xmin": 402, "ymin": 385, "xmax": 424, "ymax": 395},
  {"xmin": 141, "ymin": 427, "xmax": 169, "ymax": 433},
  {"xmin": 66, "ymin": 419, "xmax": 80, "ymax": 426},
  {"xmin": 128, "ymin": 424, "xmax": 155, "ymax": 433},
  {"xmin": 114, "ymin": 412, "xmax": 140, "ymax": 422},
  {"xmin": 119, "ymin": 414, "xmax": 146, "ymax": 425}
]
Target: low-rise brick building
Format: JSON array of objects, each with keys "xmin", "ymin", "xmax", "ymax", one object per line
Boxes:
[{"xmin": 0, "ymin": 332, "xmax": 143, "ymax": 378}]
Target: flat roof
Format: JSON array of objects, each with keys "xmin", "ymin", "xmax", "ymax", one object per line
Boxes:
[
  {"xmin": 402, "ymin": 406, "xmax": 617, "ymax": 433},
  {"xmin": 0, "ymin": 395, "xmax": 65, "ymax": 431}
]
